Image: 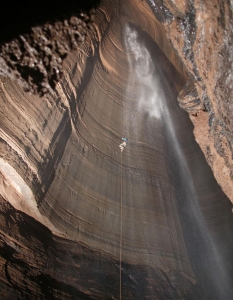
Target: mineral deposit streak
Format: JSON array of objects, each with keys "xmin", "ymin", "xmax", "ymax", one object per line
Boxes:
[{"xmin": 124, "ymin": 24, "xmax": 233, "ymax": 299}]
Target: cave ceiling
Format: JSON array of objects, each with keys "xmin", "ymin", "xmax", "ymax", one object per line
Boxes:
[{"xmin": 0, "ymin": 0, "xmax": 233, "ymax": 299}]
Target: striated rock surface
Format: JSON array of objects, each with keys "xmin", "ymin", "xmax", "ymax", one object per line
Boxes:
[
  {"xmin": 147, "ymin": 0, "xmax": 233, "ymax": 202},
  {"xmin": 0, "ymin": 0, "xmax": 233, "ymax": 299},
  {"xmin": 1, "ymin": 194, "xmax": 187, "ymax": 299}
]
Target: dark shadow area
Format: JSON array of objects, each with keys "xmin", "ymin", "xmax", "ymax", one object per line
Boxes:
[
  {"xmin": 0, "ymin": 196, "xmax": 186, "ymax": 299},
  {"xmin": 36, "ymin": 108, "xmax": 72, "ymax": 204},
  {"xmin": 0, "ymin": 0, "xmax": 101, "ymax": 44},
  {"xmin": 36, "ymin": 274, "xmax": 95, "ymax": 300},
  {"xmin": 0, "ymin": 0, "xmax": 101, "ymax": 96}
]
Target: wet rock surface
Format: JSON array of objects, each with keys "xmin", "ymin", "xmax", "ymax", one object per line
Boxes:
[
  {"xmin": 0, "ymin": 0, "xmax": 233, "ymax": 299},
  {"xmin": 147, "ymin": 0, "xmax": 233, "ymax": 201}
]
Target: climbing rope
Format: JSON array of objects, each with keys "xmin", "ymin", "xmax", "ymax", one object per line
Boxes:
[{"xmin": 120, "ymin": 151, "xmax": 123, "ymax": 300}]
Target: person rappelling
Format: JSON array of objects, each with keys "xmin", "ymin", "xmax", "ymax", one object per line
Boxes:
[{"xmin": 119, "ymin": 137, "xmax": 128, "ymax": 152}]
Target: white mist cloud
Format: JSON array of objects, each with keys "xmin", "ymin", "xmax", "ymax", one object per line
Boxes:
[{"xmin": 124, "ymin": 25, "xmax": 164, "ymax": 119}]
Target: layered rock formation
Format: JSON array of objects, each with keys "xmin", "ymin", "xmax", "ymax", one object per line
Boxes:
[
  {"xmin": 0, "ymin": 0, "xmax": 233, "ymax": 299},
  {"xmin": 150, "ymin": 0, "xmax": 233, "ymax": 202}
]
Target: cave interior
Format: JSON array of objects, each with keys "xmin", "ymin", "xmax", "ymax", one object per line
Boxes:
[{"xmin": 0, "ymin": 0, "xmax": 233, "ymax": 299}]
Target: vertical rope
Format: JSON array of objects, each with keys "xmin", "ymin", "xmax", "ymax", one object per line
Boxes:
[
  {"xmin": 120, "ymin": 151, "xmax": 122, "ymax": 300},
  {"xmin": 120, "ymin": 91, "xmax": 124, "ymax": 300}
]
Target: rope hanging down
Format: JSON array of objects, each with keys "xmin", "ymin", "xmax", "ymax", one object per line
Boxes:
[
  {"xmin": 120, "ymin": 151, "xmax": 123, "ymax": 300},
  {"xmin": 119, "ymin": 137, "xmax": 128, "ymax": 299}
]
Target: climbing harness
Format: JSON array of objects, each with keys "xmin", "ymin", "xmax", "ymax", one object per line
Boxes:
[{"xmin": 119, "ymin": 137, "xmax": 128, "ymax": 152}]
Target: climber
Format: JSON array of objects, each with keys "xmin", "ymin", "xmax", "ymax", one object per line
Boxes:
[{"xmin": 119, "ymin": 137, "xmax": 128, "ymax": 152}]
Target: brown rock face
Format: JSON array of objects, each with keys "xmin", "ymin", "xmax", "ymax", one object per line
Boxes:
[
  {"xmin": 1, "ymin": 0, "xmax": 233, "ymax": 299},
  {"xmin": 158, "ymin": 0, "xmax": 233, "ymax": 202},
  {"xmin": 0, "ymin": 0, "xmax": 100, "ymax": 95}
]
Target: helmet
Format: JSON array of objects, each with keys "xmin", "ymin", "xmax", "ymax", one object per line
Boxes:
[{"xmin": 122, "ymin": 137, "xmax": 128, "ymax": 143}]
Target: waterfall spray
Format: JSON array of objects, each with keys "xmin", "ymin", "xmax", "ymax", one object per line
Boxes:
[{"xmin": 124, "ymin": 24, "xmax": 233, "ymax": 299}]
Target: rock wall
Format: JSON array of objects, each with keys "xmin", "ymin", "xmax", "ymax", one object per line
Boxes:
[
  {"xmin": 2, "ymin": 194, "xmax": 189, "ymax": 299},
  {"xmin": 0, "ymin": 0, "xmax": 233, "ymax": 299},
  {"xmin": 0, "ymin": 0, "xmax": 100, "ymax": 95},
  {"xmin": 147, "ymin": 0, "xmax": 233, "ymax": 202}
]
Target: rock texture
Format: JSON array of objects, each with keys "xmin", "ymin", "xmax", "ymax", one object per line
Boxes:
[
  {"xmin": 147, "ymin": 0, "xmax": 233, "ymax": 202},
  {"xmin": 0, "ymin": 0, "xmax": 100, "ymax": 95},
  {"xmin": 0, "ymin": 0, "xmax": 233, "ymax": 299},
  {"xmin": 2, "ymin": 194, "xmax": 188, "ymax": 299}
]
